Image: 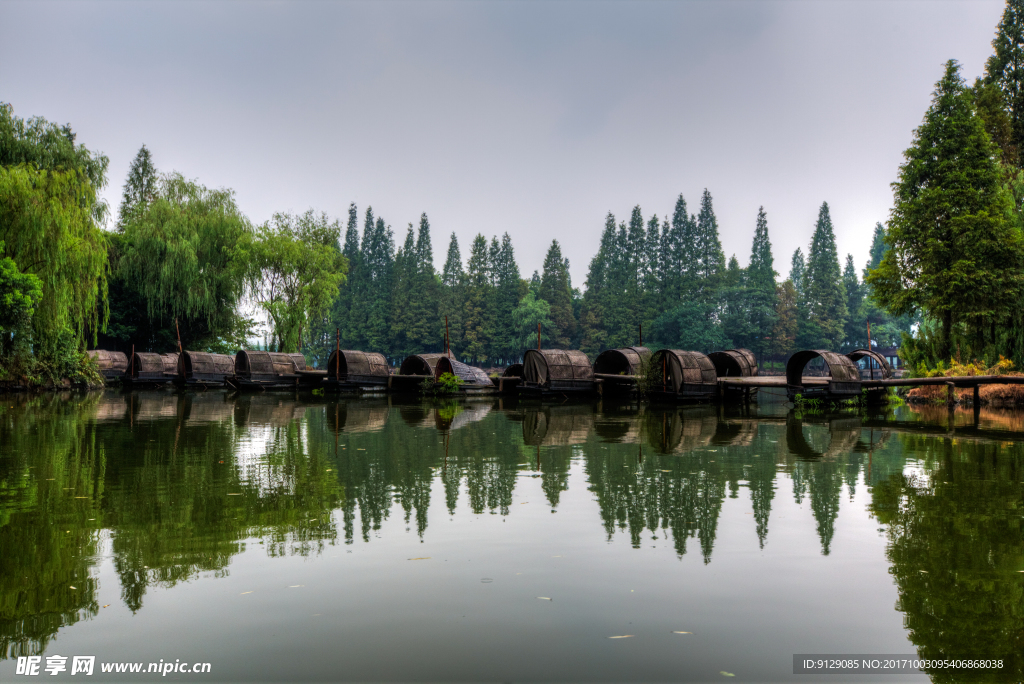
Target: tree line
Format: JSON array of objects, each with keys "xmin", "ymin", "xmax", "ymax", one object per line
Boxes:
[{"xmin": 0, "ymin": 101, "xmax": 911, "ymax": 380}]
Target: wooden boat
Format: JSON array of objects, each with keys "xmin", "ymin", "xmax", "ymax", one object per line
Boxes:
[
  {"xmin": 785, "ymin": 350, "xmax": 861, "ymax": 401},
  {"xmin": 123, "ymin": 352, "xmax": 179, "ymax": 388},
  {"xmin": 592, "ymin": 346, "xmax": 651, "ymax": 396},
  {"xmin": 434, "ymin": 356, "xmax": 494, "ymax": 393},
  {"xmin": 229, "ymin": 350, "xmax": 315, "ymax": 391},
  {"xmin": 708, "ymin": 348, "xmax": 759, "ymax": 400},
  {"xmin": 86, "ymin": 350, "xmax": 128, "ymax": 385},
  {"xmin": 518, "ymin": 349, "xmax": 596, "ymax": 397},
  {"xmin": 494, "ymin": 363, "xmax": 523, "ymax": 394},
  {"xmin": 391, "ymin": 353, "xmax": 447, "ymax": 392},
  {"xmin": 175, "ymin": 350, "xmax": 235, "ymax": 387},
  {"xmin": 322, "ymin": 349, "xmax": 390, "ymax": 391},
  {"xmin": 647, "ymin": 349, "xmax": 718, "ymax": 403}
]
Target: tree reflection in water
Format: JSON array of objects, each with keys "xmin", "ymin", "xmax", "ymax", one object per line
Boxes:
[{"xmin": 0, "ymin": 390, "xmax": 1019, "ymax": 681}]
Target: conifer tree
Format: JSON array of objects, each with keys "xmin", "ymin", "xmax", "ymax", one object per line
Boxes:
[
  {"xmin": 665, "ymin": 194, "xmax": 692, "ymax": 300},
  {"xmin": 745, "ymin": 207, "xmax": 778, "ymax": 360},
  {"xmin": 868, "ymin": 60, "xmax": 1024, "ymax": 361},
  {"xmin": 491, "ymin": 233, "xmax": 523, "ymax": 362},
  {"xmin": 803, "ymin": 202, "xmax": 848, "ymax": 348},
  {"xmin": 462, "ymin": 234, "xmax": 492, "ymax": 362},
  {"xmin": 538, "ymin": 240, "xmax": 576, "ymax": 347},
  {"xmin": 579, "ymin": 212, "xmax": 616, "ymax": 355},
  {"xmin": 694, "ymin": 189, "xmax": 725, "ymax": 294},
  {"xmin": 388, "ymin": 226, "xmax": 417, "ymax": 357},
  {"xmin": 405, "ymin": 213, "xmax": 440, "ymax": 352},
  {"xmin": 117, "ymin": 145, "xmax": 158, "ymax": 230},
  {"xmin": 985, "ymin": 0, "xmax": 1024, "ymax": 166},
  {"xmin": 790, "ymin": 248, "xmax": 806, "ymax": 297},
  {"xmin": 337, "ymin": 203, "xmax": 362, "ymax": 349},
  {"xmin": 440, "ymin": 233, "xmax": 465, "ymax": 355},
  {"xmin": 361, "ymin": 214, "xmax": 395, "ymax": 354},
  {"xmin": 842, "ymin": 254, "xmax": 864, "ymax": 350}
]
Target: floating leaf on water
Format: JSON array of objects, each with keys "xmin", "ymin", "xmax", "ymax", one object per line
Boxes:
[
  {"xmin": 608, "ymin": 635, "xmax": 634, "ymax": 639},
  {"xmin": 537, "ymin": 596, "xmax": 552, "ymax": 601},
  {"xmin": 102, "ymin": 604, "xmax": 110, "ymax": 608},
  {"xmin": 920, "ymin": 570, "xmax": 929, "ymax": 573},
  {"xmin": 288, "ymin": 585, "xmax": 304, "ymax": 588},
  {"xmin": 227, "ymin": 493, "xmax": 241, "ymax": 496},
  {"xmin": 480, "ymin": 578, "xmax": 493, "ymax": 583},
  {"xmin": 661, "ymin": 470, "xmax": 672, "ymax": 472},
  {"xmin": 720, "ymin": 672, "xmax": 735, "ymax": 677},
  {"xmin": 240, "ymin": 591, "xmax": 253, "ymax": 595},
  {"xmin": 408, "ymin": 557, "xmax": 431, "ymax": 561},
  {"xmin": 672, "ymin": 631, "xmax": 692, "ymax": 634},
  {"xmin": 69, "ymin": 586, "xmax": 76, "ymax": 590}
]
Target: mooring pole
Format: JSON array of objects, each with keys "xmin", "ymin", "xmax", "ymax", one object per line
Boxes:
[
  {"xmin": 537, "ymin": 323, "xmax": 541, "ymax": 351},
  {"xmin": 175, "ymin": 318, "xmax": 183, "ymax": 355},
  {"xmin": 445, "ymin": 316, "xmax": 451, "ymax": 358},
  {"xmin": 974, "ymin": 384, "xmax": 981, "ymax": 424},
  {"xmin": 639, "ymin": 323, "xmax": 642, "ymax": 347},
  {"xmin": 866, "ymin": 321, "xmax": 874, "ymax": 380},
  {"xmin": 946, "ymin": 381, "xmax": 955, "ymax": 408},
  {"xmin": 336, "ymin": 328, "xmax": 340, "ymax": 380},
  {"xmin": 130, "ymin": 344, "xmax": 134, "ymax": 378}
]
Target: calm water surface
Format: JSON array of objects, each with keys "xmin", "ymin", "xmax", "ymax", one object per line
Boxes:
[{"xmin": 0, "ymin": 392, "xmax": 1021, "ymax": 682}]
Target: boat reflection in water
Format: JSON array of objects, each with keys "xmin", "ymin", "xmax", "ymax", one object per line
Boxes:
[{"xmin": 0, "ymin": 391, "xmax": 1020, "ymax": 681}]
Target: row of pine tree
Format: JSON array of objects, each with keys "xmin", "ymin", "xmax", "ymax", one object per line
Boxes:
[{"xmin": 308, "ymin": 191, "xmax": 911, "ymax": 368}]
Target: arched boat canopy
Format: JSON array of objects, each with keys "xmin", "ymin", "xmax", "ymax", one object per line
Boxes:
[
  {"xmin": 130, "ymin": 352, "xmax": 179, "ymax": 379},
  {"xmin": 399, "ymin": 353, "xmax": 446, "ymax": 377},
  {"xmin": 234, "ymin": 350, "xmax": 305, "ymax": 379},
  {"xmin": 708, "ymin": 349, "xmax": 758, "ymax": 377},
  {"xmin": 502, "ymin": 363, "xmax": 523, "ymax": 378},
  {"xmin": 593, "ymin": 346, "xmax": 651, "ymax": 376},
  {"xmin": 649, "ymin": 349, "xmax": 717, "ymax": 395},
  {"xmin": 435, "ymin": 356, "xmax": 492, "ymax": 387},
  {"xmin": 326, "ymin": 349, "xmax": 389, "ymax": 382},
  {"xmin": 87, "ymin": 350, "xmax": 128, "ymax": 380},
  {"xmin": 785, "ymin": 350, "xmax": 860, "ymax": 387},
  {"xmin": 845, "ymin": 349, "xmax": 894, "ymax": 380},
  {"xmin": 522, "ymin": 349, "xmax": 594, "ymax": 386},
  {"xmin": 178, "ymin": 351, "xmax": 234, "ymax": 380}
]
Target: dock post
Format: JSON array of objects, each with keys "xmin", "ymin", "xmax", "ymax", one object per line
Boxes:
[
  {"xmin": 973, "ymin": 384, "xmax": 981, "ymax": 424},
  {"xmin": 946, "ymin": 382, "xmax": 955, "ymax": 408}
]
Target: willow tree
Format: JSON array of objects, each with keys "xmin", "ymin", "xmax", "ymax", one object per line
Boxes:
[
  {"xmin": 240, "ymin": 210, "xmax": 346, "ymax": 353},
  {"xmin": 116, "ymin": 173, "xmax": 252, "ymax": 351},
  {"xmin": 0, "ymin": 103, "xmax": 110, "ymax": 367}
]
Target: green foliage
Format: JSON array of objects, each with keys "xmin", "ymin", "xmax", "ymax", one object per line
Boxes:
[
  {"xmin": 650, "ymin": 300, "xmax": 729, "ymax": 354},
  {"xmin": 0, "ymin": 166, "xmax": 109, "ymax": 358},
  {"xmin": 240, "ymin": 210, "xmax": 347, "ymax": 353},
  {"xmin": 437, "ymin": 372, "xmax": 462, "ymax": 394},
  {"xmin": 802, "ymin": 202, "xmax": 848, "ymax": 348},
  {"xmin": 512, "ymin": 290, "xmax": 553, "ymax": 349},
  {"xmin": 114, "ymin": 173, "xmax": 252, "ymax": 351},
  {"xmin": 539, "ymin": 240, "xmax": 576, "ymax": 348},
  {"xmin": 117, "ymin": 145, "xmax": 157, "ymax": 230},
  {"xmin": 0, "ymin": 102, "xmax": 109, "ymax": 223},
  {"xmin": 869, "ymin": 60, "xmax": 1024, "ymax": 365},
  {"xmin": 0, "ymin": 243, "xmax": 42, "ymax": 377},
  {"xmin": 984, "ymin": 0, "xmax": 1024, "ymax": 167}
]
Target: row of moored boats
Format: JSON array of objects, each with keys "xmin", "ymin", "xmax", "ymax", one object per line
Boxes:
[{"xmin": 88, "ymin": 345, "xmax": 892, "ymax": 401}]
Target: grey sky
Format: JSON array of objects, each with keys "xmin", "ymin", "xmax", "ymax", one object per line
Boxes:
[{"xmin": 0, "ymin": 0, "xmax": 1006, "ymax": 287}]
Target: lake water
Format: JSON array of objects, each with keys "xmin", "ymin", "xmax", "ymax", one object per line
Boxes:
[{"xmin": 0, "ymin": 391, "xmax": 1020, "ymax": 683}]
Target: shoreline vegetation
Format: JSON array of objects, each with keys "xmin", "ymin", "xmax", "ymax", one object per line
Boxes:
[{"xmin": 7, "ymin": 3, "xmax": 1024, "ymax": 404}]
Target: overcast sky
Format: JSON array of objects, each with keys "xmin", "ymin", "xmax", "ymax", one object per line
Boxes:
[{"xmin": 0, "ymin": 0, "xmax": 1007, "ymax": 287}]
